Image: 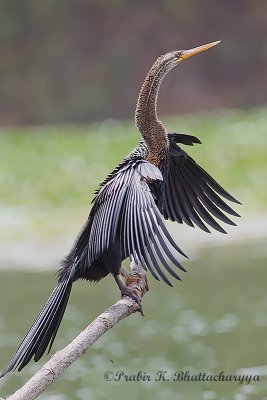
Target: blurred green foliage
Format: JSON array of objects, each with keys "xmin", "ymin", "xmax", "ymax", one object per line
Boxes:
[
  {"xmin": 0, "ymin": 0, "xmax": 267, "ymax": 124},
  {"xmin": 0, "ymin": 107, "xmax": 266, "ymax": 238}
]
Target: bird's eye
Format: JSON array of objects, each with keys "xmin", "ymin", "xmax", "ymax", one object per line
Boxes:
[{"xmin": 175, "ymin": 51, "xmax": 182, "ymax": 59}]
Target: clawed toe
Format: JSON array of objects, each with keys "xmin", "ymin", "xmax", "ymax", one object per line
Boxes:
[
  {"xmin": 121, "ymin": 288, "xmax": 144, "ymax": 316},
  {"xmin": 114, "ymin": 272, "xmax": 146, "ymax": 317}
]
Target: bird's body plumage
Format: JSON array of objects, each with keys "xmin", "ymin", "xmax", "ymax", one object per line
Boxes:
[{"xmin": 1, "ymin": 41, "xmax": 240, "ymax": 376}]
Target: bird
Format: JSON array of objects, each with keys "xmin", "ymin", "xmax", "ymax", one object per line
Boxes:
[{"xmin": 1, "ymin": 40, "xmax": 241, "ymax": 376}]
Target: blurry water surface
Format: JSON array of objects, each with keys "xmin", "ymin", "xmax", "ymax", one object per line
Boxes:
[{"xmin": 0, "ymin": 241, "xmax": 266, "ymax": 399}]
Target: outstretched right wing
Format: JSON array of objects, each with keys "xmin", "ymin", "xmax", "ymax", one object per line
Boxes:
[{"xmin": 163, "ymin": 133, "xmax": 241, "ymax": 233}]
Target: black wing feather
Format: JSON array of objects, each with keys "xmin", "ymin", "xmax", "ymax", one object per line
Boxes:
[
  {"xmin": 177, "ymin": 161, "xmax": 228, "ymax": 233},
  {"xmin": 182, "ymin": 164, "xmax": 239, "ymax": 222},
  {"xmin": 187, "ymin": 160, "xmax": 241, "ymax": 204},
  {"xmin": 173, "ymin": 162, "xmax": 211, "ymax": 232},
  {"xmin": 164, "ymin": 135, "xmax": 240, "ymax": 232},
  {"xmin": 86, "ymin": 160, "xmax": 187, "ymax": 284}
]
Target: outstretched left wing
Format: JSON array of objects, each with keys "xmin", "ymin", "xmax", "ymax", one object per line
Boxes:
[{"xmin": 83, "ymin": 160, "xmax": 187, "ymax": 286}]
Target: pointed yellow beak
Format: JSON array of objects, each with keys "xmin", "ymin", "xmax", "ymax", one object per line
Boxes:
[{"xmin": 181, "ymin": 40, "xmax": 221, "ymax": 60}]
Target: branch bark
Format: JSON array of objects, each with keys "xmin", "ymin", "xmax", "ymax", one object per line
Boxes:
[{"xmin": 6, "ymin": 265, "xmax": 147, "ymax": 400}]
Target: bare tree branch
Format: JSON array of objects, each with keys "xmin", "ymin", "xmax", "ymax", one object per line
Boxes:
[{"xmin": 6, "ymin": 265, "xmax": 147, "ymax": 400}]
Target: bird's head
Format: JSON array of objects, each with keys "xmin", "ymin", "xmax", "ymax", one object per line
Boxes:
[
  {"xmin": 156, "ymin": 40, "xmax": 221, "ymax": 72},
  {"xmin": 135, "ymin": 40, "xmax": 221, "ymax": 141}
]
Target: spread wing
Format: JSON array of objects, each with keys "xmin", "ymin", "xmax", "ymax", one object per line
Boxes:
[
  {"xmin": 163, "ymin": 134, "xmax": 241, "ymax": 233},
  {"xmin": 76, "ymin": 160, "xmax": 187, "ymax": 286}
]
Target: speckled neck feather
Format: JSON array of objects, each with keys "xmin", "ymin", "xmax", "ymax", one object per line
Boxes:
[{"xmin": 135, "ymin": 55, "xmax": 174, "ymax": 165}]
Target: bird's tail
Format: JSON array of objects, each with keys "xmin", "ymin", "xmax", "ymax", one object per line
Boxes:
[{"xmin": 1, "ymin": 264, "xmax": 75, "ymax": 377}]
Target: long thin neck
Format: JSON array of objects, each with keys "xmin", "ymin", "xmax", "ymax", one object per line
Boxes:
[{"xmin": 135, "ymin": 60, "xmax": 170, "ymax": 164}]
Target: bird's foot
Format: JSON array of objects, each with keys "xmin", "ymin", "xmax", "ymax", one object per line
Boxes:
[
  {"xmin": 120, "ymin": 285, "xmax": 144, "ymax": 317},
  {"xmin": 125, "ymin": 274, "xmax": 149, "ymax": 293},
  {"xmin": 114, "ymin": 274, "xmax": 147, "ymax": 317}
]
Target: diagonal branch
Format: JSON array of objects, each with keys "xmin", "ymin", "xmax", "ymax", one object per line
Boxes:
[{"xmin": 6, "ymin": 265, "xmax": 147, "ymax": 400}]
